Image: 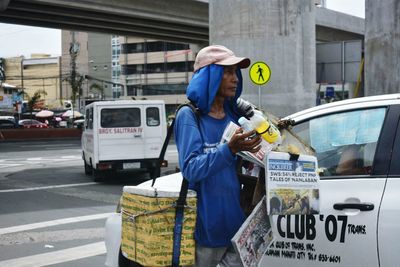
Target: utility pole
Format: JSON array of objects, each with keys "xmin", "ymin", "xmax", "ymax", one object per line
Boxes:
[{"xmin": 69, "ymin": 31, "xmax": 79, "ymax": 124}]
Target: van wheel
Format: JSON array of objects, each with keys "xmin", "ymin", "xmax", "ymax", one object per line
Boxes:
[
  {"xmin": 118, "ymin": 248, "xmax": 143, "ymax": 267},
  {"xmin": 84, "ymin": 160, "xmax": 92, "ymax": 175},
  {"xmin": 148, "ymin": 167, "xmax": 161, "ymax": 180},
  {"xmin": 92, "ymin": 169, "xmax": 104, "ymax": 182}
]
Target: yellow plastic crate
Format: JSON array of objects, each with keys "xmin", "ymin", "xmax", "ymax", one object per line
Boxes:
[{"xmin": 121, "ymin": 184, "xmax": 197, "ymax": 267}]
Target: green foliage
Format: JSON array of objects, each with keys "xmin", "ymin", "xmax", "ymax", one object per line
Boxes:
[
  {"xmin": 28, "ymin": 90, "xmax": 47, "ymax": 111},
  {"xmin": 67, "ymin": 71, "xmax": 84, "ymax": 103},
  {"xmin": 90, "ymin": 82, "xmax": 104, "ymax": 93},
  {"xmin": 0, "ymin": 58, "xmax": 5, "ymax": 81},
  {"xmin": 20, "ymin": 90, "xmax": 47, "ymax": 119}
]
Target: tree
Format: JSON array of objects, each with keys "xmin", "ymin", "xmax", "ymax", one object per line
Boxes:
[
  {"xmin": 0, "ymin": 58, "xmax": 5, "ymax": 82},
  {"xmin": 67, "ymin": 70, "xmax": 84, "ymax": 103},
  {"xmin": 67, "ymin": 37, "xmax": 84, "ymax": 105},
  {"xmin": 89, "ymin": 82, "xmax": 104, "ymax": 99},
  {"xmin": 19, "ymin": 90, "xmax": 47, "ymax": 120}
]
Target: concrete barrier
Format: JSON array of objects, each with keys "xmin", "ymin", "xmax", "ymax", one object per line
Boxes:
[{"xmin": 0, "ymin": 128, "xmax": 82, "ymax": 141}]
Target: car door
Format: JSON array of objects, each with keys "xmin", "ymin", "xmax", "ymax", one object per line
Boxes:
[{"xmin": 261, "ymin": 105, "xmax": 394, "ymax": 267}]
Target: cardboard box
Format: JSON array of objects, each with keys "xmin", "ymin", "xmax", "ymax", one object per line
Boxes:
[{"xmin": 121, "ymin": 182, "xmax": 197, "ymax": 266}]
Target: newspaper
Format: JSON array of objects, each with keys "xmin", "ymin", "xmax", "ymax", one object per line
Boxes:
[
  {"xmin": 231, "ymin": 196, "xmax": 274, "ymax": 267},
  {"xmin": 221, "ymin": 121, "xmax": 275, "ymax": 167},
  {"xmin": 265, "ymin": 151, "xmax": 320, "ymax": 215}
]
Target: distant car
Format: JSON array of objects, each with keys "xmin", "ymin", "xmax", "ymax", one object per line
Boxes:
[
  {"xmin": 0, "ymin": 116, "xmax": 16, "ymax": 123},
  {"xmin": 0, "ymin": 119, "xmax": 20, "ymax": 129},
  {"xmin": 105, "ymin": 94, "xmax": 400, "ymax": 267},
  {"xmin": 18, "ymin": 119, "xmax": 48, "ymax": 129},
  {"xmin": 73, "ymin": 118, "xmax": 85, "ymax": 129}
]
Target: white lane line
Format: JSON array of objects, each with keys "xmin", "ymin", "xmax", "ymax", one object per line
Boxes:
[
  {"xmin": 0, "ymin": 241, "xmax": 106, "ymax": 267},
  {"xmin": 0, "ymin": 164, "xmax": 23, "ymax": 168},
  {"xmin": 0, "ymin": 227, "xmax": 105, "ymax": 246},
  {"xmin": 20, "ymin": 144, "xmax": 76, "ymax": 148},
  {"xmin": 26, "ymin": 157, "xmax": 43, "ymax": 161},
  {"xmin": 60, "ymin": 155, "xmax": 81, "ymax": 159},
  {"xmin": 0, "ymin": 182, "xmax": 97, "ymax": 193},
  {"xmin": 0, "ymin": 213, "xmax": 113, "ymax": 235}
]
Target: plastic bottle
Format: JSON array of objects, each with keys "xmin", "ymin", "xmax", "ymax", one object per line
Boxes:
[
  {"xmin": 238, "ymin": 117, "xmax": 254, "ymax": 133},
  {"xmin": 238, "ymin": 117, "xmax": 257, "ymax": 139},
  {"xmin": 236, "ymin": 98, "xmax": 281, "ymax": 143},
  {"xmin": 249, "ymin": 110, "xmax": 280, "ymax": 143}
]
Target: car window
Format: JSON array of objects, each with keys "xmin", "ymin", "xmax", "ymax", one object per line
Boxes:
[
  {"xmin": 0, "ymin": 120, "xmax": 14, "ymax": 126},
  {"xmin": 101, "ymin": 108, "xmax": 140, "ymax": 128},
  {"xmin": 291, "ymin": 107, "xmax": 386, "ymax": 177},
  {"xmin": 146, "ymin": 107, "xmax": 160, "ymax": 126}
]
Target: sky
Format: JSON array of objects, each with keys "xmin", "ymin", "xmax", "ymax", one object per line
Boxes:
[{"xmin": 0, "ymin": 0, "xmax": 365, "ymax": 59}]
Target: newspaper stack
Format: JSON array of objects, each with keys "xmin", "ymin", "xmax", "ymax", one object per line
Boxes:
[{"xmin": 231, "ymin": 196, "xmax": 274, "ymax": 267}]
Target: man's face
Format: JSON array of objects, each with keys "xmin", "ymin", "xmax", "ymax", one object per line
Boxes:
[{"xmin": 217, "ymin": 65, "xmax": 238, "ymax": 98}]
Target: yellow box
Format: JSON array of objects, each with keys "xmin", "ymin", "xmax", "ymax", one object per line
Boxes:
[{"xmin": 121, "ymin": 185, "xmax": 197, "ymax": 267}]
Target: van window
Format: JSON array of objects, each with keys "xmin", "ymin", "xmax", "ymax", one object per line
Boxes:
[
  {"xmin": 291, "ymin": 107, "xmax": 386, "ymax": 177},
  {"xmin": 146, "ymin": 107, "xmax": 160, "ymax": 126},
  {"xmin": 85, "ymin": 109, "xmax": 90, "ymax": 129},
  {"xmin": 101, "ymin": 108, "xmax": 140, "ymax": 128}
]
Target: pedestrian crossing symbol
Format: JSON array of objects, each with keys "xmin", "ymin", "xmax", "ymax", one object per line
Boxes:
[{"xmin": 249, "ymin": 61, "xmax": 271, "ymax": 85}]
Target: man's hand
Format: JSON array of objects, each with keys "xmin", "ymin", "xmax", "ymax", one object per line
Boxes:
[{"xmin": 228, "ymin": 128, "xmax": 262, "ymax": 154}]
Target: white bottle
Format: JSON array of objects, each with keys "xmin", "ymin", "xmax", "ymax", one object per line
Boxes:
[
  {"xmin": 238, "ymin": 117, "xmax": 254, "ymax": 133},
  {"xmin": 238, "ymin": 116, "xmax": 268, "ymax": 161}
]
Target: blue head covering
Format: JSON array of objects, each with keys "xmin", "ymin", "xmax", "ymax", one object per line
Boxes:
[{"xmin": 186, "ymin": 64, "xmax": 244, "ymax": 115}]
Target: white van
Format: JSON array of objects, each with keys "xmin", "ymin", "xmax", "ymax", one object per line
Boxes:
[{"xmin": 81, "ymin": 100, "xmax": 167, "ymax": 181}]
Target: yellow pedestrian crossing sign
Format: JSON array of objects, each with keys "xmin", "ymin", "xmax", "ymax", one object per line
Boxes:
[{"xmin": 249, "ymin": 61, "xmax": 271, "ymax": 85}]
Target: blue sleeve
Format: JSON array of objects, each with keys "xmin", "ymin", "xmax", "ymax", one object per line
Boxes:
[{"xmin": 174, "ymin": 106, "xmax": 236, "ymax": 183}]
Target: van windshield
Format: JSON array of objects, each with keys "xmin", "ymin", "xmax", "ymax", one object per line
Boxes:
[{"xmin": 101, "ymin": 108, "xmax": 141, "ymax": 128}]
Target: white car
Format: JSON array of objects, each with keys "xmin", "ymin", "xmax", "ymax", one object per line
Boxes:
[{"xmin": 105, "ymin": 94, "xmax": 400, "ymax": 267}]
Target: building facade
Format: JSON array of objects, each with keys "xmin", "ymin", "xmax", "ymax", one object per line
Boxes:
[
  {"xmin": 119, "ymin": 37, "xmax": 198, "ymax": 115},
  {"xmin": 0, "ymin": 54, "xmax": 61, "ymax": 114},
  {"xmin": 61, "ymin": 31, "xmax": 199, "ymax": 116}
]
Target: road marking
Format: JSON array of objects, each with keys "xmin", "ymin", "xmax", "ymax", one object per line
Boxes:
[
  {"xmin": 0, "ymin": 213, "xmax": 113, "ymax": 235},
  {"xmin": 60, "ymin": 155, "xmax": 81, "ymax": 159},
  {"xmin": 26, "ymin": 157, "xmax": 43, "ymax": 161},
  {"xmin": 0, "ymin": 163, "xmax": 23, "ymax": 168},
  {"xmin": 0, "ymin": 241, "xmax": 106, "ymax": 267},
  {"xmin": 20, "ymin": 144, "xmax": 77, "ymax": 148},
  {"xmin": 0, "ymin": 227, "xmax": 105, "ymax": 246},
  {"xmin": 0, "ymin": 182, "xmax": 97, "ymax": 193}
]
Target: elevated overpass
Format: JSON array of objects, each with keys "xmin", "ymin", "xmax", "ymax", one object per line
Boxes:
[{"xmin": 0, "ymin": 0, "xmax": 364, "ymax": 44}]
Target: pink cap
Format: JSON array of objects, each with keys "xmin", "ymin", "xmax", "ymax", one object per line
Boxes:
[{"xmin": 193, "ymin": 45, "xmax": 251, "ymax": 72}]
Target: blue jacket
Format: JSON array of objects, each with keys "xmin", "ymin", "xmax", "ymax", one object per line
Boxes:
[{"xmin": 174, "ymin": 64, "xmax": 245, "ymax": 247}]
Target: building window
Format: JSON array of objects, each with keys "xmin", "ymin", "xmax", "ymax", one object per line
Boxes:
[
  {"xmin": 122, "ymin": 61, "xmax": 193, "ymax": 75},
  {"xmin": 121, "ymin": 41, "xmax": 190, "ymax": 54},
  {"xmin": 142, "ymin": 84, "xmax": 187, "ymax": 95},
  {"xmin": 127, "ymin": 85, "xmax": 139, "ymax": 96}
]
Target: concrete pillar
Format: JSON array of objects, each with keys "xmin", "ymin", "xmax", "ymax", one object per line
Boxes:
[
  {"xmin": 365, "ymin": 0, "xmax": 400, "ymax": 95},
  {"xmin": 209, "ymin": 0, "xmax": 316, "ymax": 117}
]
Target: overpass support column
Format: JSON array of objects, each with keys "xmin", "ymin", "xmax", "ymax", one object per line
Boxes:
[
  {"xmin": 209, "ymin": 0, "xmax": 316, "ymax": 117},
  {"xmin": 365, "ymin": 0, "xmax": 400, "ymax": 95}
]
